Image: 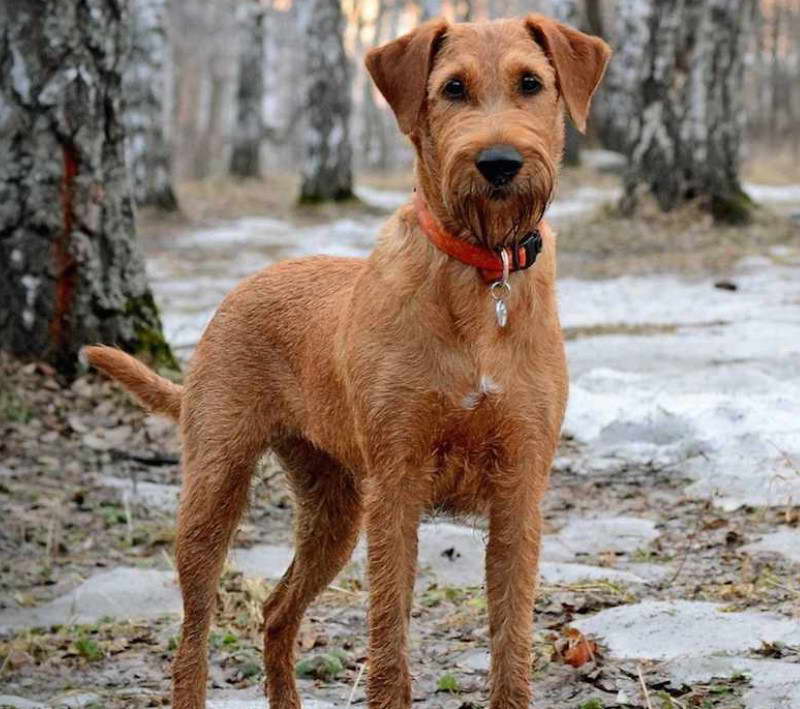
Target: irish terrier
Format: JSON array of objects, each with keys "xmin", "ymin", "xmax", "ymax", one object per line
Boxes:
[{"xmin": 86, "ymin": 14, "xmax": 610, "ymax": 709}]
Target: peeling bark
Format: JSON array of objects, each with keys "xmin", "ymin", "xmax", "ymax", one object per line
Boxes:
[
  {"xmin": 230, "ymin": 2, "xmax": 266, "ymax": 179},
  {"xmin": 123, "ymin": 0, "xmax": 178, "ymax": 211},
  {"xmin": 299, "ymin": 0, "xmax": 354, "ymax": 203},
  {"xmin": 0, "ymin": 0, "xmax": 176, "ymax": 376},
  {"xmin": 620, "ymin": 0, "xmax": 756, "ymax": 224}
]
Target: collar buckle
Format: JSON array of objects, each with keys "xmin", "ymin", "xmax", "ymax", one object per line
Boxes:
[{"xmin": 516, "ymin": 230, "xmax": 543, "ymax": 271}]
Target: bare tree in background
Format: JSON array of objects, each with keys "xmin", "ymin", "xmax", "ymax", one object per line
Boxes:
[
  {"xmin": 230, "ymin": 1, "xmax": 266, "ymax": 179},
  {"xmin": 300, "ymin": 0, "xmax": 354, "ymax": 203},
  {"xmin": 357, "ymin": 0, "xmax": 390, "ymax": 169},
  {"xmin": 591, "ymin": 0, "xmax": 647, "ymax": 154},
  {"xmin": 620, "ymin": 0, "xmax": 757, "ymax": 224},
  {"xmin": 0, "ymin": 0, "xmax": 175, "ymax": 376},
  {"xmin": 551, "ymin": 0, "xmax": 585, "ymax": 165},
  {"xmin": 124, "ymin": 0, "xmax": 178, "ymax": 210},
  {"xmin": 748, "ymin": 0, "xmax": 800, "ymax": 159},
  {"xmin": 171, "ymin": 0, "xmax": 238, "ymax": 179}
]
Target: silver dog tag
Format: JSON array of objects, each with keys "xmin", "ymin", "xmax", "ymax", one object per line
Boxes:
[
  {"xmin": 495, "ymin": 299, "xmax": 508, "ymax": 327},
  {"xmin": 491, "ymin": 250, "xmax": 512, "ymax": 329}
]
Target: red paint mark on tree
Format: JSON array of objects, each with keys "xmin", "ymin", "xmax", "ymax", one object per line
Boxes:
[{"xmin": 50, "ymin": 143, "xmax": 79, "ymax": 357}]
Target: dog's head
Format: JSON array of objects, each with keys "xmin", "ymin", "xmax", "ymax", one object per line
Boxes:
[{"xmin": 366, "ymin": 16, "xmax": 611, "ymax": 248}]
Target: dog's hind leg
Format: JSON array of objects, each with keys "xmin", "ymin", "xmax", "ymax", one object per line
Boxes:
[
  {"xmin": 262, "ymin": 439, "xmax": 362, "ymax": 709},
  {"xmin": 171, "ymin": 406, "xmax": 270, "ymax": 709}
]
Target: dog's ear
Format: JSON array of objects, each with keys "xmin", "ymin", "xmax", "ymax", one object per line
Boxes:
[
  {"xmin": 365, "ymin": 19, "xmax": 449, "ymax": 135},
  {"xmin": 524, "ymin": 14, "xmax": 612, "ymax": 134}
]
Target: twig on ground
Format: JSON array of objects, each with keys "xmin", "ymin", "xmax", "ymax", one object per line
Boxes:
[
  {"xmin": 328, "ymin": 584, "xmax": 361, "ymax": 597},
  {"xmin": 637, "ymin": 664, "xmax": 654, "ymax": 709},
  {"xmin": 346, "ymin": 662, "xmax": 366, "ymax": 707},
  {"xmin": 665, "ymin": 500, "xmax": 709, "ymax": 586},
  {"xmin": 161, "ymin": 548, "xmax": 176, "ymax": 572}
]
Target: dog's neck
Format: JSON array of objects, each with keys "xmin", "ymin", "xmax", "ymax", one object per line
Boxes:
[
  {"xmin": 367, "ymin": 199, "xmax": 556, "ymax": 340},
  {"xmin": 413, "ymin": 191, "xmax": 543, "ymax": 283}
]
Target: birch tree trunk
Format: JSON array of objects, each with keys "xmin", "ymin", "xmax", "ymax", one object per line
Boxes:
[
  {"xmin": 170, "ymin": 0, "xmax": 238, "ymax": 179},
  {"xmin": 230, "ymin": 2, "xmax": 266, "ymax": 179},
  {"xmin": 551, "ymin": 0, "xmax": 584, "ymax": 165},
  {"xmin": 621, "ymin": 0, "xmax": 756, "ymax": 224},
  {"xmin": 0, "ymin": 0, "xmax": 176, "ymax": 376},
  {"xmin": 299, "ymin": 0, "xmax": 354, "ymax": 203},
  {"xmin": 124, "ymin": 0, "xmax": 178, "ymax": 211},
  {"xmin": 590, "ymin": 0, "xmax": 649, "ymax": 154}
]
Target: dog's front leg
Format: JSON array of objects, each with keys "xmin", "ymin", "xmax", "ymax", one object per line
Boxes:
[
  {"xmin": 364, "ymin": 472, "xmax": 425, "ymax": 709},
  {"xmin": 485, "ymin": 469, "xmax": 543, "ymax": 708}
]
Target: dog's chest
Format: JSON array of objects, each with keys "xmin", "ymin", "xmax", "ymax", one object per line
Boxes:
[{"xmin": 426, "ymin": 370, "xmax": 519, "ymax": 513}]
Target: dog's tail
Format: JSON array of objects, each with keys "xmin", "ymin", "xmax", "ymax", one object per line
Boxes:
[{"xmin": 83, "ymin": 345, "xmax": 183, "ymax": 422}]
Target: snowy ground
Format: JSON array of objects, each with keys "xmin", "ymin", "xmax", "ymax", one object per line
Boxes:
[{"xmin": 2, "ymin": 181, "xmax": 799, "ymax": 708}]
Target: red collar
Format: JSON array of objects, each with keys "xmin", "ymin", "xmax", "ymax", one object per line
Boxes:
[{"xmin": 413, "ymin": 192, "xmax": 543, "ymax": 283}]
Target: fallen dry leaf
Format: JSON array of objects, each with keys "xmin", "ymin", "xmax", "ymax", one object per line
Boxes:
[{"xmin": 555, "ymin": 627, "xmax": 598, "ymax": 668}]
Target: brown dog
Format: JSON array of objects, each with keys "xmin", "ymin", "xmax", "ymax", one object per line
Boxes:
[{"xmin": 86, "ymin": 15, "xmax": 609, "ymax": 709}]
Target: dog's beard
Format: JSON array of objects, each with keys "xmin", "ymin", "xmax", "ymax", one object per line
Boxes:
[{"xmin": 444, "ymin": 158, "xmax": 556, "ymax": 250}]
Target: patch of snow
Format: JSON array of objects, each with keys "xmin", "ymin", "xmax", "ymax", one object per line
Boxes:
[
  {"xmin": 173, "ymin": 217, "xmax": 291, "ymax": 249},
  {"xmin": 354, "ymin": 185, "xmax": 409, "ymax": 211},
  {"xmin": 290, "ymin": 219, "xmax": 377, "ymax": 258},
  {"xmin": 561, "ymin": 262, "xmax": 800, "ymax": 509},
  {"xmin": 572, "ymin": 600, "xmax": 800, "ymax": 661},
  {"xmin": 559, "ymin": 264, "xmax": 800, "ymax": 330},
  {"xmin": 48, "ymin": 692, "xmax": 102, "ymax": 708},
  {"xmin": 543, "ymin": 517, "xmax": 659, "ymax": 561},
  {"xmin": 664, "ymin": 656, "xmax": 800, "ymax": 709},
  {"xmin": 744, "ymin": 182, "xmax": 800, "ymax": 203},
  {"xmin": 0, "ymin": 568, "xmax": 181, "ymax": 633},
  {"xmin": 207, "ymin": 688, "xmax": 334, "ymax": 708},
  {"xmin": 0, "ymin": 697, "xmax": 45, "ymax": 709},
  {"xmin": 547, "ymin": 185, "xmax": 620, "ymax": 220},
  {"xmin": 742, "ymin": 529, "xmax": 800, "ymax": 564},
  {"xmin": 100, "ymin": 476, "xmax": 180, "ymax": 514},
  {"xmin": 539, "ymin": 561, "xmax": 646, "ymax": 585},
  {"xmin": 458, "ymin": 649, "xmax": 490, "ymax": 672},
  {"xmin": 228, "ymin": 545, "xmax": 294, "ymax": 580},
  {"xmin": 580, "ymin": 148, "xmax": 626, "ymax": 172}
]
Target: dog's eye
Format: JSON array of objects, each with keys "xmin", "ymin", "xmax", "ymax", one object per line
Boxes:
[
  {"xmin": 443, "ymin": 78, "xmax": 467, "ymax": 100},
  {"xmin": 520, "ymin": 74, "xmax": 543, "ymax": 96}
]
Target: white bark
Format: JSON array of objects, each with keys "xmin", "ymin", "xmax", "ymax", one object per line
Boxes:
[
  {"xmin": 230, "ymin": 1, "xmax": 266, "ymax": 178},
  {"xmin": 299, "ymin": 0, "xmax": 354, "ymax": 202},
  {"xmin": 621, "ymin": 0, "xmax": 756, "ymax": 222},
  {"xmin": 591, "ymin": 0, "xmax": 651, "ymax": 153},
  {"xmin": 124, "ymin": 0, "xmax": 178, "ymax": 210}
]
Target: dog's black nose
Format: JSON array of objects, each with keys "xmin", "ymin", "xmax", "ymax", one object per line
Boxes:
[{"xmin": 475, "ymin": 145, "xmax": 523, "ymax": 187}]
